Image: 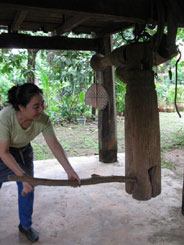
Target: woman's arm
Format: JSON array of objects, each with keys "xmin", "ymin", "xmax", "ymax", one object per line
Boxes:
[
  {"xmin": 0, "ymin": 140, "xmax": 34, "ymax": 194},
  {"xmin": 0, "ymin": 141, "xmax": 25, "ymax": 176},
  {"xmin": 44, "ymin": 135, "xmax": 80, "ymax": 185}
]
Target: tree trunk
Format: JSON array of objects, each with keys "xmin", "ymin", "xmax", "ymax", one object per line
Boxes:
[{"xmin": 27, "ymin": 49, "xmax": 38, "ymax": 83}]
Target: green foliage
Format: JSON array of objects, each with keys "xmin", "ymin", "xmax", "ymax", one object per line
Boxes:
[
  {"xmin": 0, "ymin": 49, "xmax": 28, "ymax": 84},
  {"xmin": 115, "ymin": 75, "xmax": 126, "ymax": 114},
  {"xmin": 168, "ymin": 84, "xmax": 184, "ymax": 102},
  {"xmin": 38, "ymin": 49, "xmax": 94, "ymax": 96},
  {"xmin": 59, "ymin": 92, "xmax": 91, "ymax": 122},
  {"xmin": 0, "ymin": 76, "xmax": 15, "ymax": 105},
  {"xmin": 155, "ymin": 82, "xmax": 169, "ymax": 106},
  {"xmin": 36, "ymin": 62, "xmax": 92, "ymax": 123},
  {"xmin": 156, "ymin": 82, "xmax": 184, "ymax": 106}
]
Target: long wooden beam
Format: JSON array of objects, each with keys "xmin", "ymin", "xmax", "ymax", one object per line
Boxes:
[
  {"xmin": 0, "ymin": 33, "xmax": 99, "ymax": 51},
  {"xmin": 8, "ymin": 174, "xmax": 136, "ymax": 187}
]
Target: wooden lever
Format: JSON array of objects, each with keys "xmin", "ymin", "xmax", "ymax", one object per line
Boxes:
[{"xmin": 8, "ymin": 174, "xmax": 136, "ymax": 187}]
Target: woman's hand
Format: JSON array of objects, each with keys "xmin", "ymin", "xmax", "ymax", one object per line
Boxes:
[
  {"xmin": 67, "ymin": 170, "xmax": 81, "ymax": 187},
  {"xmin": 22, "ymin": 182, "xmax": 34, "ymax": 196}
]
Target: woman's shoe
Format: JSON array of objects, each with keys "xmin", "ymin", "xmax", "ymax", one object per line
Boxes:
[{"xmin": 18, "ymin": 224, "xmax": 39, "ymax": 243}]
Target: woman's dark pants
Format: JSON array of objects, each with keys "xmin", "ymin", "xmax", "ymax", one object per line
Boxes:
[{"xmin": 0, "ymin": 144, "xmax": 34, "ymax": 230}]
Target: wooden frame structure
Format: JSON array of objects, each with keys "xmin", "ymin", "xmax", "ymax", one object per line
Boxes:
[{"xmin": 0, "ymin": 0, "xmax": 184, "ymax": 203}]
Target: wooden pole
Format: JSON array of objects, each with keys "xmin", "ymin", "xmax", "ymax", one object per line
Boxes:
[
  {"xmin": 97, "ymin": 36, "xmax": 118, "ymax": 163},
  {"xmin": 8, "ymin": 174, "xmax": 136, "ymax": 186}
]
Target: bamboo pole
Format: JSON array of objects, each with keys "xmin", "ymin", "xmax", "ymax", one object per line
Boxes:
[{"xmin": 8, "ymin": 174, "xmax": 136, "ymax": 187}]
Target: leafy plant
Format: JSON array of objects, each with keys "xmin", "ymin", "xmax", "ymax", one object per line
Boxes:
[
  {"xmin": 59, "ymin": 92, "xmax": 91, "ymax": 122},
  {"xmin": 155, "ymin": 82, "xmax": 169, "ymax": 106},
  {"xmin": 0, "ymin": 76, "xmax": 15, "ymax": 105},
  {"xmin": 115, "ymin": 75, "xmax": 126, "ymax": 114}
]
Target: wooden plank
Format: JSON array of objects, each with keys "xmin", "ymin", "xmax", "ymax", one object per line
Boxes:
[
  {"xmin": 11, "ymin": 10, "xmax": 27, "ymax": 33},
  {"xmin": 0, "ymin": 33, "xmax": 98, "ymax": 51},
  {"xmin": 55, "ymin": 16, "xmax": 89, "ymax": 36}
]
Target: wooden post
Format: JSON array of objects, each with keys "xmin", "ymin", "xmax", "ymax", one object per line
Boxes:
[
  {"xmin": 124, "ymin": 70, "xmax": 161, "ymax": 200},
  {"xmin": 98, "ymin": 36, "xmax": 117, "ymax": 163},
  {"xmin": 112, "ymin": 42, "xmax": 162, "ymax": 200},
  {"xmin": 89, "ymin": 40, "xmax": 168, "ymax": 200}
]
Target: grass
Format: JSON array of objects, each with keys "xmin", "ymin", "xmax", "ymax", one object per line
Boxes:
[
  {"xmin": 31, "ymin": 112, "xmax": 184, "ymax": 161},
  {"xmin": 159, "ymin": 112, "xmax": 184, "ymax": 151}
]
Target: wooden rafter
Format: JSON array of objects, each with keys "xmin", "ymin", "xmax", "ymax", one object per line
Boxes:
[
  {"xmin": 54, "ymin": 16, "xmax": 89, "ymax": 36},
  {"xmin": 11, "ymin": 10, "xmax": 27, "ymax": 33}
]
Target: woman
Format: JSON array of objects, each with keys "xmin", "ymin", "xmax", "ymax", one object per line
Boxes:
[{"xmin": 0, "ymin": 83, "xmax": 80, "ymax": 243}]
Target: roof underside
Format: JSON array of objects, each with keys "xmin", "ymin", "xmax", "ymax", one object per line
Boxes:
[
  {"xmin": 0, "ymin": 1, "xmax": 149, "ymax": 36},
  {"xmin": 0, "ymin": 0, "xmax": 183, "ymax": 50}
]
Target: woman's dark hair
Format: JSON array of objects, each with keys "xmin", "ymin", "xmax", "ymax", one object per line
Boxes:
[{"xmin": 8, "ymin": 83, "xmax": 43, "ymax": 111}]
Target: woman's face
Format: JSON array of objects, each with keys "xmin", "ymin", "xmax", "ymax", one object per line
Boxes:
[{"xmin": 19, "ymin": 93, "xmax": 45, "ymax": 120}]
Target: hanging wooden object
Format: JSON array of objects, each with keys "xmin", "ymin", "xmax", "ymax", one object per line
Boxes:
[{"xmin": 85, "ymin": 82, "xmax": 109, "ymax": 110}]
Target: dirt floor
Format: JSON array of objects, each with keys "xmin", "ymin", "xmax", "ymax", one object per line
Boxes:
[
  {"xmin": 162, "ymin": 148, "xmax": 184, "ymax": 176},
  {"xmin": 0, "ymin": 153, "xmax": 184, "ymax": 245}
]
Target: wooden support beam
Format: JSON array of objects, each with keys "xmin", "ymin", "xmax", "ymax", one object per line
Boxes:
[
  {"xmin": 97, "ymin": 36, "xmax": 118, "ymax": 163},
  {"xmin": 11, "ymin": 10, "xmax": 27, "ymax": 33},
  {"xmin": 8, "ymin": 174, "xmax": 136, "ymax": 186},
  {"xmin": 55, "ymin": 16, "xmax": 89, "ymax": 36},
  {"xmin": 0, "ymin": 33, "xmax": 98, "ymax": 51}
]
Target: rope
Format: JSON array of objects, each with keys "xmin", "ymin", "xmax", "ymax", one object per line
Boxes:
[{"xmin": 174, "ymin": 49, "xmax": 182, "ymax": 118}]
